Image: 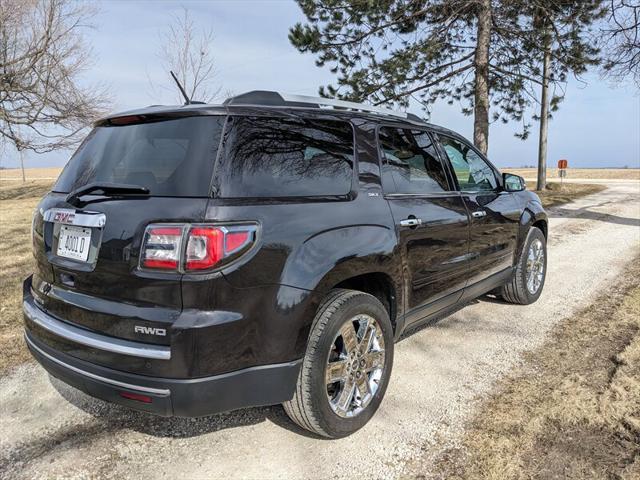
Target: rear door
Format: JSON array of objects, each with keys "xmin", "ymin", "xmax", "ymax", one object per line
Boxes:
[
  {"xmin": 379, "ymin": 127, "xmax": 470, "ymax": 324},
  {"xmin": 435, "ymin": 134, "xmax": 521, "ymax": 287},
  {"xmin": 31, "ymin": 115, "xmax": 225, "ymax": 345}
]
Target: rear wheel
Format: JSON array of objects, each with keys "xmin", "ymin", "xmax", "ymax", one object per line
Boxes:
[
  {"xmin": 283, "ymin": 289, "xmax": 394, "ymax": 438},
  {"xmin": 501, "ymin": 226, "xmax": 547, "ymax": 304}
]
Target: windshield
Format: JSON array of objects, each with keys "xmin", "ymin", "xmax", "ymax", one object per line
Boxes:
[{"xmin": 54, "ymin": 116, "xmax": 225, "ymax": 197}]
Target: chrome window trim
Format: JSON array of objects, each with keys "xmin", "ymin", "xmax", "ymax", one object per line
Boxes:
[
  {"xmin": 23, "ymin": 299, "xmax": 171, "ymax": 360},
  {"xmin": 24, "ymin": 334, "xmax": 170, "ymax": 396}
]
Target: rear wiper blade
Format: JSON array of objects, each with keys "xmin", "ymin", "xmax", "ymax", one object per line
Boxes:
[{"xmin": 66, "ymin": 182, "xmax": 150, "ymax": 204}]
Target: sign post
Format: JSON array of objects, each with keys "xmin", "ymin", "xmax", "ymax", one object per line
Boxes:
[{"xmin": 558, "ymin": 159, "xmax": 568, "ymax": 188}]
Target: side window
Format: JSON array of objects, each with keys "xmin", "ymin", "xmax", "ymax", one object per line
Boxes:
[
  {"xmin": 378, "ymin": 127, "xmax": 450, "ymax": 194},
  {"xmin": 439, "ymin": 136, "xmax": 498, "ymax": 191},
  {"xmin": 217, "ymin": 116, "xmax": 354, "ymax": 198}
]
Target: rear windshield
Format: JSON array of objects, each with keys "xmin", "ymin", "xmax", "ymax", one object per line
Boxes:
[
  {"xmin": 54, "ymin": 116, "xmax": 225, "ymax": 197},
  {"xmin": 215, "ymin": 116, "xmax": 354, "ymax": 198}
]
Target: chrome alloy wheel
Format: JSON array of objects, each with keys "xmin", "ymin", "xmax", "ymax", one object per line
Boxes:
[
  {"xmin": 526, "ymin": 238, "xmax": 545, "ymax": 294},
  {"xmin": 325, "ymin": 314, "xmax": 386, "ymax": 418}
]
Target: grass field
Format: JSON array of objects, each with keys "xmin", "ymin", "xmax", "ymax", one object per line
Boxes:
[
  {"xmin": 0, "ymin": 167, "xmax": 62, "ymax": 181},
  {"xmin": 505, "ymin": 167, "xmax": 640, "ymax": 180},
  {"xmin": 526, "ymin": 181, "xmax": 605, "ymax": 208},
  {"xmin": 426, "ymin": 257, "xmax": 640, "ymax": 479},
  {"xmin": 0, "ymin": 178, "xmax": 614, "ymax": 374},
  {"xmin": 0, "ymin": 183, "xmax": 49, "ymax": 372}
]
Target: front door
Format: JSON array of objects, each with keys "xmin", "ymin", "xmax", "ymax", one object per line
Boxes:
[
  {"xmin": 378, "ymin": 127, "xmax": 470, "ymax": 324},
  {"xmin": 436, "ymin": 134, "xmax": 521, "ymax": 287}
]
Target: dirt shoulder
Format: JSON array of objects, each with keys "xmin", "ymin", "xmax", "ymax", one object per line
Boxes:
[
  {"xmin": 411, "ymin": 257, "xmax": 640, "ymax": 480},
  {"xmin": 529, "ymin": 181, "xmax": 606, "ymax": 208}
]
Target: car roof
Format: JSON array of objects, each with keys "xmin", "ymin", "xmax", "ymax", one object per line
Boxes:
[{"xmin": 95, "ymin": 94, "xmax": 462, "ymax": 139}]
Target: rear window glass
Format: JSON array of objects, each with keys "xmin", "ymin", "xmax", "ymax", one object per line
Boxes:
[
  {"xmin": 53, "ymin": 116, "xmax": 225, "ymax": 196},
  {"xmin": 215, "ymin": 116, "xmax": 354, "ymax": 198}
]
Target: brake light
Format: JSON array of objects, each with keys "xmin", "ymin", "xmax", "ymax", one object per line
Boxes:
[
  {"xmin": 186, "ymin": 227, "xmax": 224, "ymax": 270},
  {"xmin": 141, "ymin": 224, "xmax": 257, "ymax": 272}
]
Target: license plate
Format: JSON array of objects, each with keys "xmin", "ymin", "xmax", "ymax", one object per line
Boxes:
[{"xmin": 57, "ymin": 225, "xmax": 92, "ymax": 262}]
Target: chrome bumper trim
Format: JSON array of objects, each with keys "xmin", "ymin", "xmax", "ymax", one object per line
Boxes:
[
  {"xmin": 23, "ymin": 299, "xmax": 171, "ymax": 361},
  {"xmin": 25, "ymin": 334, "xmax": 170, "ymax": 396}
]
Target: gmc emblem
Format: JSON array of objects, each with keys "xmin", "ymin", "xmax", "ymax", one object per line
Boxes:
[
  {"xmin": 54, "ymin": 212, "xmax": 75, "ymax": 224},
  {"xmin": 134, "ymin": 325, "xmax": 167, "ymax": 336}
]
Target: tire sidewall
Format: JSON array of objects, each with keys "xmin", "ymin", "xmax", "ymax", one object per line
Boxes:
[{"xmin": 308, "ymin": 294, "xmax": 394, "ymax": 438}]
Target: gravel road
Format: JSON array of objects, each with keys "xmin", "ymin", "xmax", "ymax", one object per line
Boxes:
[{"xmin": 2, "ymin": 181, "xmax": 639, "ymax": 480}]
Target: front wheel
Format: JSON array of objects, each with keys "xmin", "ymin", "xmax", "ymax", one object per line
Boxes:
[
  {"xmin": 283, "ymin": 289, "xmax": 394, "ymax": 438},
  {"xmin": 501, "ymin": 226, "xmax": 547, "ymax": 304}
]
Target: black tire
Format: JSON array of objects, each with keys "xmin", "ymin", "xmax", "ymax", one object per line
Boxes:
[
  {"xmin": 501, "ymin": 226, "xmax": 547, "ymax": 305},
  {"xmin": 283, "ymin": 289, "xmax": 394, "ymax": 438}
]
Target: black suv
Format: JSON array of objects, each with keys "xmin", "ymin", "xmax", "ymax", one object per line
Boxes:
[{"xmin": 24, "ymin": 91, "xmax": 547, "ymax": 438}]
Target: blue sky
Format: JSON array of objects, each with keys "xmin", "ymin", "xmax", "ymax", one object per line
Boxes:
[{"xmin": 3, "ymin": 0, "xmax": 639, "ymax": 169}]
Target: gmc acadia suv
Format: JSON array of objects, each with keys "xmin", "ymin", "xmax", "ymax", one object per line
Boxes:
[{"xmin": 24, "ymin": 91, "xmax": 547, "ymax": 438}]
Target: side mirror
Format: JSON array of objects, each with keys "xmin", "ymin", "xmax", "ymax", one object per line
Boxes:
[{"xmin": 503, "ymin": 173, "xmax": 526, "ymax": 192}]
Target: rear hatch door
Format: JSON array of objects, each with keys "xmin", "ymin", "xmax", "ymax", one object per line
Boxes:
[{"xmin": 30, "ymin": 114, "xmax": 225, "ymax": 346}]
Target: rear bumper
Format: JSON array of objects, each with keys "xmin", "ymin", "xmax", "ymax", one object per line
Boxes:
[{"xmin": 25, "ymin": 331, "xmax": 302, "ymax": 417}]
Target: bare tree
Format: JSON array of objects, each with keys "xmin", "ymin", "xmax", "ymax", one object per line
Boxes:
[
  {"xmin": 158, "ymin": 7, "xmax": 221, "ymax": 104},
  {"xmin": 603, "ymin": 0, "xmax": 640, "ymax": 86},
  {"xmin": 0, "ymin": 0, "xmax": 111, "ymax": 180}
]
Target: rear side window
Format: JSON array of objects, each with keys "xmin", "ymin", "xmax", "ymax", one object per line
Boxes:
[
  {"xmin": 216, "ymin": 116, "xmax": 354, "ymax": 198},
  {"xmin": 378, "ymin": 127, "xmax": 450, "ymax": 194},
  {"xmin": 54, "ymin": 116, "xmax": 225, "ymax": 197}
]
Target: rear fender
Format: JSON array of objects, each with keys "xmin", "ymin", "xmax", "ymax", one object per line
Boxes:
[{"xmin": 280, "ymin": 224, "xmax": 402, "ymax": 309}]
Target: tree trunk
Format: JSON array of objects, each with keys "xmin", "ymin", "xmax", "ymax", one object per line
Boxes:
[
  {"xmin": 536, "ymin": 31, "xmax": 551, "ymax": 192},
  {"xmin": 19, "ymin": 149, "xmax": 26, "ymax": 183},
  {"xmin": 473, "ymin": 0, "xmax": 491, "ymax": 155}
]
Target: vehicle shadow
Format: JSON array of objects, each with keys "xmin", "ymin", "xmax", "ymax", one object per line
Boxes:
[
  {"xmin": 550, "ymin": 204, "xmax": 640, "ymax": 227},
  {"xmin": 49, "ymin": 375, "xmax": 323, "ymax": 440}
]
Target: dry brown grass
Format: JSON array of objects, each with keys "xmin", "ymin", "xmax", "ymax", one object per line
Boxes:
[
  {"xmin": 0, "ymin": 181, "xmax": 54, "ymax": 373},
  {"xmin": 0, "ymin": 167, "xmax": 62, "ymax": 181},
  {"xmin": 528, "ymin": 181, "xmax": 606, "ymax": 209},
  {"xmin": 419, "ymin": 257, "xmax": 640, "ymax": 480},
  {"xmin": 506, "ymin": 167, "xmax": 640, "ymax": 180}
]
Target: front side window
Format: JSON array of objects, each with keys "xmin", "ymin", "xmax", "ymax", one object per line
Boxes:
[
  {"xmin": 378, "ymin": 127, "xmax": 450, "ymax": 194},
  {"xmin": 439, "ymin": 135, "xmax": 497, "ymax": 191},
  {"xmin": 216, "ymin": 116, "xmax": 354, "ymax": 198}
]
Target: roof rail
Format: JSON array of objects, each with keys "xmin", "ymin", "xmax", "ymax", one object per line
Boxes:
[{"xmin": 223, "ymin": 90, "xmax": 424, "ymax": 122}]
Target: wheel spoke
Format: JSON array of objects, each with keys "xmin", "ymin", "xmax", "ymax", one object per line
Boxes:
[
  {"xmin": 333, "ymin": 376, "xmax": 356, "ymax": 416},
  {"xmin": 340, "ymin": 322, "xmax": 359, "ymax": 354},
  {"xmin": 358, "ymin": 324, "xmax": 376, "ymax": 355},
  {"xmin": 355, "ymin": 374, "xmax": 370, "ymax": 401},
  {"xmin": 363, "ymin": 350, "xmax": 384, "ymax": 372},
  {"xmin": 325, "ymin": 360, "xmax": 348, "ymax": 385}
]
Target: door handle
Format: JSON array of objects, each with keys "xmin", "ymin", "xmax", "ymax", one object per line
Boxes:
[
  {"xmin": 471, "ymin": 210, "xmax": 487, "ymax": 218},
  {"xmin": 400, "ymin": 218, "xmax": 422, "ymax": 227}
]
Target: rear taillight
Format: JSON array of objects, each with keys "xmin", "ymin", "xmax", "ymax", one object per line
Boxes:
[
  {"xmin": 141, "ymin": 226, "xmax": 183, "ymax": 269},
  {"xmin": 141, "ymin": 223, "xmax": 257, "ymax": 272}
]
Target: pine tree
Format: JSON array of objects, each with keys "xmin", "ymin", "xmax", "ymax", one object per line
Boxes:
[{"xmin": 289, "ymin": 0, "xmax": 604, "ymax": 162}]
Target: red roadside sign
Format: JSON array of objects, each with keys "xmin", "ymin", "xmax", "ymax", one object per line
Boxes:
[{"xmin": 558, "ymin": 159, "xmax": 568, "ymax": 169}]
